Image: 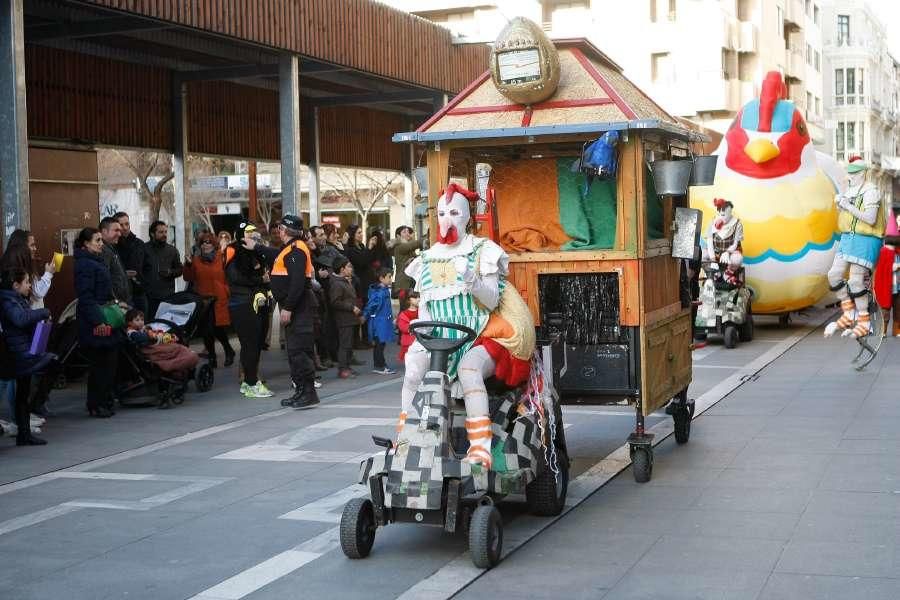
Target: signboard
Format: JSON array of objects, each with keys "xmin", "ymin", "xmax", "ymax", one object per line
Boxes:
[
  {"xmin": 207, "ymin": 203, "xmax": 242, "ymax": 215},
  {"xmin": 322, "ymin": 216, "xmax": 341, "ymax": 225}
]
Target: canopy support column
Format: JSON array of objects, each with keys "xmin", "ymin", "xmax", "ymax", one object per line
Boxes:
[
  {"xmin": 171, "ymin": 77, "xmax": 189, "ymax": 269},
  {"xmin": 0, "ymin": 0, "xmax": 29, "ymax": 245},
  {"xmin": 307, "ymin": 106, "xmax": 320, "ymax": 226},
  {"xmin": 279, "ymin": 54, "xmax": 302, "ymax": 217}
]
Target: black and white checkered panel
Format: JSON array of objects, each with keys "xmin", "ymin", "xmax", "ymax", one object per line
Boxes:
[{"xmin": 381, "ymin": 372, "xmax": 457, "ymax": 510}]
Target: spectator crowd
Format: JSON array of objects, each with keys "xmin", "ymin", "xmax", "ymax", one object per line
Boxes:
[{"xmin": 0, "ymin": 214, "xmax": 423, "ymax": 446}]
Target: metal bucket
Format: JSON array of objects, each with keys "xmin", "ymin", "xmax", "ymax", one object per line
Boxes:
[
  {"xmin": 690, "ymin": 155, "xmax": 718, "ymax": 186},
  {"xmin": 649, "ymin": 160, "xmax": 693, "ymax": 196}
]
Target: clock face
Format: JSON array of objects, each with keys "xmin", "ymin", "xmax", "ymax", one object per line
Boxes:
[{"xmin": 496, "ymin": 49, "xmax": 542, "ymax": 85}]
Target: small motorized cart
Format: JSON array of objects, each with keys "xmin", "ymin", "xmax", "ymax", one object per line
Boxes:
[{"xmin": 394, "ymin": 26, "xmax": 710, "ymax": 483}]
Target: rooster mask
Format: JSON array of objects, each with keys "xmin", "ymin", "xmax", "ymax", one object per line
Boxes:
[{"xmin": 724, "ymin": 71, "xmax": 810, "ymax": 179}]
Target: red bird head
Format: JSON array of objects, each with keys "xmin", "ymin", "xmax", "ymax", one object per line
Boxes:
[{"xmin": 724, "ymin": 71, "xmax": 811, "ymax": 179}]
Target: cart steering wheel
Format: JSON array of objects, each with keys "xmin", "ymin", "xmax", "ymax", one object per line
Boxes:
[{"xmin": 409, "ymin": 321, "xmax": 478, "ymax": 373}]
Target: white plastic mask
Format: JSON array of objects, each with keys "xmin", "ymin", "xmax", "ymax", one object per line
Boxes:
[
  {"xmin": 848, "ymin": 171, "xmax": 866, "ymax": 189},
  {"xmin": 436, "ymin": 191, "xmax": 470, "ymax": 245},
  {"xmin": 717, "ymin": 205, "xmax": 733, "ymax": 223}
]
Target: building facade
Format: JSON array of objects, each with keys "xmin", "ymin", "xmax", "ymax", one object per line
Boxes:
[
  {"xmin": 821, "ymin": 0, "xmax": 898, "ymax": 206},
  {"xmin": 385, "ymin": 0, "xmax": 827, "ymax": 143}
]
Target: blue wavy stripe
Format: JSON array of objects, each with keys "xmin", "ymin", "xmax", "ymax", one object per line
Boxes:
[{"xmin": 699, "ymin": 233, "xmax": 840, "ymax": 264}]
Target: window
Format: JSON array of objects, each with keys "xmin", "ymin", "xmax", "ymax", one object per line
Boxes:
[
  {"xmin": 777, "ymin": 6, "xmax": 784, "ymax": 37},
  {"xmin": 836, "ymin": 122, "xmax": 845, "ymax": 152},
  {"xmin": 816, "ymin": 96, "xmax": 821, "ymax": 115},
  {"xmin": 668, "ymin": 0, "xmax": 676, "ymax": 21},
  {"xmin": 651, "ymin": 52, "xmax": 673, "ymax": 85},
  {"xmin": 807, "ymin": 44, "xmax": 812, "ymax": 64},
  {"xmin": 847, "ymin": 122, "xmax": 855, "ymax": 149},
  {"xmin": 838, "ymin": 15, "xmax": 850, "ymax": 46},
  {"xmin": 815, "ymin": 50, "xmax": 821, "ymax": 71},
  {"xmin": 805, "ymin": 0, "xmax": 811, "ymax": 15},
  {"xmin": 846, "ymin": 68, "xmax": 855, "ymax": 104},
  {"xmin": 859, "ymin": 121, "xmax": 865, "ymax": 152},
  {"xmin": 814, "ymin": 5, "xmax": 820, "ymax": 25},
  {"xmin": 835, "ymin": 68, "xmax": 844, "ymax": 105},
  {"xmin": 858, "ymin": 68, "xmax": 864, "ymax": 103},
  {"xmin": 650, "ymin": 0, "xmax": 657, "ymax": 22},
  {"xmin": 807, "ymin": 91, "xmax": 813, "ymax": 117}
]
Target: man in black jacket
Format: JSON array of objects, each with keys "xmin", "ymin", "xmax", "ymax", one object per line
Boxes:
[
  {"xmin": 113, "ymin": 212, "xmax": 148, "ymax": 313},
  {"xmin": 144, "ymin": 221, "xmax": 182, "ymax": 318},
  {"xmin": 249, "ymin": 215, "xmax": 319, "ymax": 409}
]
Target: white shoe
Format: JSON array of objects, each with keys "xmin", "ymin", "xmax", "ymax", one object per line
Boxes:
[
  {"xmin": 30, "ymin": 414, "xmax": 46, "ymax": 427},
  {"xmin": 823, "ymin": 322, "xmax": 839, "ymax": 338},
  {"xmin": 243, "ymin": 382, "xmax": 274, "ymax": 398},
  {"xmin": 313, "ymin": 380, "xmax": 322, "ymax": 389},
  {"xmin": 1, "ymin": 421, "xmax": 18, "ymax": 437}
]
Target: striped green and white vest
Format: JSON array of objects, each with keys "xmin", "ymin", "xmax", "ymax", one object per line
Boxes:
[{"xmin": 419, "ymin": 240, "xmax": 491, "ymax": 379}]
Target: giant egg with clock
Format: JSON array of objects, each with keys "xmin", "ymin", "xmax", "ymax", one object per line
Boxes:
[{"xmin": 490, "ymin": 17, "xmax": 560, "ymax": 105}]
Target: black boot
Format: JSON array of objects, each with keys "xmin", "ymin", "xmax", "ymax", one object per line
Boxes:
[
  {"xmin": 16, "ymin": 432, "xmax": 48, "ymax": 446},
  {"xmin": 291, "ymin": 380, "xmax": 320, "ymax": 409},
  {"xmin": 280, "ymin": 383, "xmax": 303, "ymax": 407}
]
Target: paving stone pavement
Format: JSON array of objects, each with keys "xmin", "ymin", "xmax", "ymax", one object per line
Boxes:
[{"xmin": 3, "ymin": 313, "xmax": 897, "ymax": 599}]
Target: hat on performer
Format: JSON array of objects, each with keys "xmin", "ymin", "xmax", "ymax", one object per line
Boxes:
[{"xmin": 846, "ymin": 155, "xmax": 868, "ymax": 174}]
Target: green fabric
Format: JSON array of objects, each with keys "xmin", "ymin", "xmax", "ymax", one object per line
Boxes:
[
  {"xmin": 645, "ymin": 165, "xmax": 665, "ymax": 239},
  {"xmin": 557, "ymin": 158, "xmax": 617, "ymax": 250},
  {"xmin": 100, "ymin": 303, "xmax": 125, "ymax": 329}
]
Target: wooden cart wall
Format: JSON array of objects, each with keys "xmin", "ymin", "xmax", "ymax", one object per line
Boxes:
[{"xmin": 425, "ymin": 132, "xmax": 691, "ymax": 415}]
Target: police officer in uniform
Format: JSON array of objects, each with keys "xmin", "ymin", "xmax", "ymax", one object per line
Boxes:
[{"xmin": 249, "ymin": 215, "xmax": 319, "ymax": 409}]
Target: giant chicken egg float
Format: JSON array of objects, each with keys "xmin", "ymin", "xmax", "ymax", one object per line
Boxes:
[{"xmin": 490, "ymin": 17, "xmax": 560, "ymax": 105}]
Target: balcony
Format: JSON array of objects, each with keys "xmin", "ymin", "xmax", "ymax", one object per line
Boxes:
[
  {"xmin": 784, "ymin": 0, "xmax": 803, "ymax": 28},
  {"xmin": 693, "ymin": 77, "xmax": 741, "ymax": 113},
  {"xmin": 736, "ymin": 22, "xmax": 758, "ymax": 53},
  {"xmin": 784, "ymin": 47, "xmax": 805, "ymax": 81}
]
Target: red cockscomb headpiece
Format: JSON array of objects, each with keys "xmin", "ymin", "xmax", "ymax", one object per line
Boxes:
[{"xmin": 713, "ymin": 198, "xmax": 727, "ymax": 209}]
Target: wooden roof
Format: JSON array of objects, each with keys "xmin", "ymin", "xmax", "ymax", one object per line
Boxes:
[{"xmin": 395, "ymin": 39, "xmax": 705, "ymax": 144}]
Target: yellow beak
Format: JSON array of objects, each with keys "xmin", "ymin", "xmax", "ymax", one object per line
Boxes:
[{"xmin": 744, "ymin": 138, "xmax": 781, "ymax": 164}]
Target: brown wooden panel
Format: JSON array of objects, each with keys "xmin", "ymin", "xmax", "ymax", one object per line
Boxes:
[
  {"xmin": 641, "ymin": 254, "xmax": 680, "ymax": 316},
  {"xmin": 640, "ymin": 312, "xmax": 692, "ymax": 415},
  {"xmin": 80, "ymin": 0, "xmax": 490, "ymax": 94}
]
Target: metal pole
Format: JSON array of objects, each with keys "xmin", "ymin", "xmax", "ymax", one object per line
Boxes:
[
  {"xmin": 279, "ymin": 54, "xmax": 302, "ymax": 216},
  {"xmin": 307, "ymin": 106, "xmax": 320, "ymax": 225},
  {"xmin": 0, "ymin": 0, "xmax": 30, "ymax": 245},
  {"xmin": 404, "ymin": 134, "xmax": 414, "ymax": 227},
  {"xmin": 171, "ymin": 77, "xmax": 188, "ymax": 271},
  {"xmin": 248, "ymin": 160, "xmax": 258, "ymax": 223}
]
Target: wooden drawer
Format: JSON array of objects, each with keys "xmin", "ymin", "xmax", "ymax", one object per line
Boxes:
[{"xmin": 641, "ymin": 311, "xmax": 692, "ymax": 416}]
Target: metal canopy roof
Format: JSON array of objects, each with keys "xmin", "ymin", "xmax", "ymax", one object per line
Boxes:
[{"xmin": 24, "ymin": 0, "xmax": 450, "ymax": 117}]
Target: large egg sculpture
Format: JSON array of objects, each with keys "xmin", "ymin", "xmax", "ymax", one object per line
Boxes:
[{"xmin": 490, "ymin": 17, "xmax": 560, "ymax": 105}]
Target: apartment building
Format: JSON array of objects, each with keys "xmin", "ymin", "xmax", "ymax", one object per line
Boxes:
[
  {"xmin": 820, "ymin": 0, "xmax": 898, "ymax": 206},
  {"xmin": 384, "ymin": 0, "xmax": 827, "ymax": 144}
]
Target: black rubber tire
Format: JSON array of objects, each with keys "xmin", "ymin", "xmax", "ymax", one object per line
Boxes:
[
  {"xmin": 525, "ymin": 453, "xmax": 569, "ymax": 517},
  {"xmin": 340, "ymin": 498, "xmax": 375, "ymax": 559},
  {"xmin": 196, "ymin": 364, "xmax": 214, "ymax": 392},
  {"xmin": 469, "ymin": 505, "xmax": 502, "ymax": 568},
  {"xmin": 673, "ymin": 409, "xmax": 691, "ymax": 444},
  {"xmin": 740, "ymin": 306, "xmax": 754, "ymax": 342},
  {"xmin": 723, "ymin": 324, "xmax": 738, "ymax": 349},
  {"xmin": 632, "ymin": 447, "xmax": 652, "ymax": 483}
]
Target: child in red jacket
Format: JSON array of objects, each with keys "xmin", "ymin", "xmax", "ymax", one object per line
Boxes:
[{"xmin": 396, "ymin": 290, "xmax": 420, "ymax": 362}]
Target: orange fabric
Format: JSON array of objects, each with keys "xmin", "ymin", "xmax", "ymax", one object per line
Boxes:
[
  {"xmin": 183, "ymin": 254, "xmax": 231, "ymax": 326},
  {"xmin": 271, "ymin": 240, "xmax": 314, "ymax": 278},
  {"xmin": 493, "ymin": 158, "xmax": 571, "ymax": 253},
  {"xmin": 480, "ymin": 312, "xmax": 515, "ymax": 340}
]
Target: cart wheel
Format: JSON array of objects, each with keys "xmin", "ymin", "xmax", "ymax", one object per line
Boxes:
[
  {"xmin": 196, "ymin": 364, "xmax": 214, "ymax": 392},
  {"xmin": 632, "ymin": 447, "xmax": 653, "ymax": 483},
  {"xmin": 340, "ymin": 497, "xmax": 376, "ymax": 559},
  {"xmin": 740, "ymin": 308, "xmax": 754, "ymax": 342},
  {"xmin": 469, "ymin": 505, "xmax": 502, "ymax": 569},
  {"xmin": 526, "ymin": 451, "xmax": 569, "ymax": 517},
  {"xmin": 53, "ymin": 373, "xmax": 67, "ymax": 389},
  {"xmin": 723, "ymin": 324, "xmax": 738, "ymax": 349},
  {"xmin": 778, "ymin": 313, "xmax": 791, "ymax": 327},
  {"xmin": 673, "ymin": 409, "xmax": 691, "ymax": 444}
]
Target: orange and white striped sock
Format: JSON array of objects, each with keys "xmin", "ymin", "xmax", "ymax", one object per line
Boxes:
[
  {"xmin": 463, "ymin": 416, "xmax": 492, "ymax": 469},
  {"xmin": 395, "ymin": 411, "xmax": 407, "ymax": 434},
  {"xmin": 851, "ymin": 312, "xmax": 871, "ymax": 338},
  {"xmin": 835, "ymin": 299, "xmax": 856, "ymax": 330}
]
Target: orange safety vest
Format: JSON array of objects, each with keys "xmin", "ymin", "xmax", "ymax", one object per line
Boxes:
[{"xmin": 271, "ymin": 239, "xmax": 314, "ymax": 278}]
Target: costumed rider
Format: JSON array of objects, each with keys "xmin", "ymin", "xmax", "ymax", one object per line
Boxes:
[
  {"xmin": 824, "ymin": 156, "xmax": 886, "ymax": 339},
  {"xmin": 402, "ymin": 184, "xmax": 534, "ymax": 470},
  {"xmin": 705, "ymin": 198, "xmax": 744, "ymax": 286},
  {"xmin": 246, "ymin": 215, "xmax": 320, "ymax": 409}
]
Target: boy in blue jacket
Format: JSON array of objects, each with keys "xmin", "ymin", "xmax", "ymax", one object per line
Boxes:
[{"xmin": 363, "ymin": 268, "xmax": 397, "ymax": 375}]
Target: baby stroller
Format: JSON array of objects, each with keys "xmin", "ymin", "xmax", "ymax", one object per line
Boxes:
[
  {"xmin": 118, "ymin": 291, "xmax": 215, "ymax": 408},
  {"xmin": 52, "ymin": 299, "xmax": 92, "ymax": 389}
]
